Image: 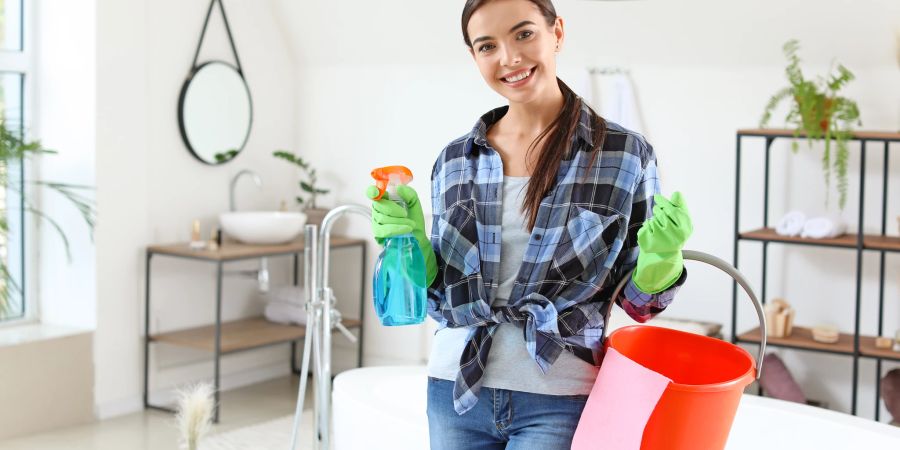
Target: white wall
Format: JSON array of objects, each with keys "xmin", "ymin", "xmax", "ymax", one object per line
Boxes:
[
  {"xmin": 37, "ymin": 0, "xmax": 97, "ymax": 329},
  {"xmin": 93, "ymin": 0, "xmax": 306, "ymax": 418},
  {"xmin": 274, "ymin": 0, "xmax": 900, "ymax": 419}
]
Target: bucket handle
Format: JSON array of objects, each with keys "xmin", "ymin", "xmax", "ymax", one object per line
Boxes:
[{"xmin": 606, "ymin": 249, "xmax": 767, "ymax": 379}]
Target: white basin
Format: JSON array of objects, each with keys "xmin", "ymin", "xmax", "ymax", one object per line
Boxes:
[{"xmin": 219, "ymin": 211, "xmax": 306, "ymax": 245}]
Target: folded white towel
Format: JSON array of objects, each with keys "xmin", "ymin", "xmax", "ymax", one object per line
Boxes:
[
  {"xmin": 264, "ymin": 301, "xmax": 307, "ymax": 325},
  {"xmin": 776, "ymin": 211, "xmax": 807, "ymax": 237},
  {"xmin": 266, "ymin": 285, "xmax": 306, "ymax": 305},
  {"xmin": 801, "ymin": 216, "xmax": 848, "ymax": 239}
]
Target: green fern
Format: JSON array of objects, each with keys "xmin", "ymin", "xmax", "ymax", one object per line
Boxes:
[
  {"xmin": 0, "ymin": 121, "xmax": 96, "ymax": 319},
  {"xmin": 273, "ymin": 150, "xmax": 330, "ymax": 210},
  {"xmin": 760, "ymin": 39, "xmax": 861, "ymax": 210}
]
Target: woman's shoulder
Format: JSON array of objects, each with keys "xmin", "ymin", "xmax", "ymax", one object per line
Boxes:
[
  {"xmin": 600, "ymin": 119, "xmax": 654, "ymax": 161},
  {"xmin": 432, "ymin": 133, "xmax": 472, "ymax": 170}
]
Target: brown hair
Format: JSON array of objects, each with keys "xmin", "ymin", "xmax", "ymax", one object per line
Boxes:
[{"xmin": 461, "ymin": 0, "xmax": 607, "ymax": 232}]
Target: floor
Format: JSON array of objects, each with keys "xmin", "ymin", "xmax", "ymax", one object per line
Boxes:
[{"xmin": 0, "ymin": 375, "xmax": 311, "ymax": 450}]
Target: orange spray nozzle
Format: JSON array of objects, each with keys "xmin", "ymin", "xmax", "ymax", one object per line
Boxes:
[{"xmin": 371, "ymin": 165, "xmax": 413, "ymax": 201}]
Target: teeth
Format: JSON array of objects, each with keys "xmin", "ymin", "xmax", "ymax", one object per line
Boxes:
[{"xmin": 504, "ymin": 69, "xmax": 532, "ymax": 83}]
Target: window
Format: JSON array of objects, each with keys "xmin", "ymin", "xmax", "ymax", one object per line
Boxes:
[{"xmin": 0, "ymin": 0, "xmax": 30, "ymax": 324}]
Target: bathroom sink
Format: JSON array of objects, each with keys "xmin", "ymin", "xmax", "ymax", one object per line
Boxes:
[{"xmin": 219, "ymin": 211, "xmax": 307, "ymax": 245}]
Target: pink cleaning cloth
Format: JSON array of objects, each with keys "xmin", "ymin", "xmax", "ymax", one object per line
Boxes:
[{"xmin": 571, "ymin": 347, "xmax": 672, "ymax": 450}]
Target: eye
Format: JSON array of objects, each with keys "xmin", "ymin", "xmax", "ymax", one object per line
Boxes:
[
  {"xmin": 516, "ymin": 30, "xmax": 534, "ymax": 40},
  {"xmin": 478, "ymin": 43, "xmax": 496, "ymax": 53}
]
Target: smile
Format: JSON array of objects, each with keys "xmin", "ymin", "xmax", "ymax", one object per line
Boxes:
[{"xmin": 500, "ymin": 67, "xmax": 536, "ymax": 86}]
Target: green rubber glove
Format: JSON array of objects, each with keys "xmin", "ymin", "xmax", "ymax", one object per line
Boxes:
[
  {"xmin": 365, "ymin": 184, "xmax": 438, "ymax": 287},
  {"xmin": 632, "ymin": 191, "xmax": 693, "ymax": 294}
]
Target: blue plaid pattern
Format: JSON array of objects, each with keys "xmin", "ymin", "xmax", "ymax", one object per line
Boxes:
[{"xmin": 427, "ymin": 101, "xmax": 687, "ymax": 415}]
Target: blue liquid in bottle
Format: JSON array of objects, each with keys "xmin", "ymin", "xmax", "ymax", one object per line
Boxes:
[{"xmin": 373, "ymin": 232, "xmax": 427, "ymax": 326}]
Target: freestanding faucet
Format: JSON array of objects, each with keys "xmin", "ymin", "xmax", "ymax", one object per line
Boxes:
[
  {"xmin": 290, "ymin": 204, "xmax": 370, "ymax": 450},
  {"xmin": 229, "ymin": 169, "xmax": 263, "ymax": 212}
]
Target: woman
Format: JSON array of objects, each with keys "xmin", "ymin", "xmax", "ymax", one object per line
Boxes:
[{"xmin": 366, "ymin": 0, "xmax": 692, "ymax": 448}]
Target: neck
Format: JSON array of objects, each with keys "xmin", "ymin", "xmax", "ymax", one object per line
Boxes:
[{"xmin": 503, "ymin": 80, "xmax": 566, "ymax": 138}]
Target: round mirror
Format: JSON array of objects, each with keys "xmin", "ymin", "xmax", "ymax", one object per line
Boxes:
[{"xmin": 178, "ymin": 61, "xmax": 253, "ymax": 165}]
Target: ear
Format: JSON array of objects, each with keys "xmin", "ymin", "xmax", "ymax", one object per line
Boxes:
[
  {"xmin": 468, "ymin": 46, "xmax": 476, "ymax": 60},
  {"xmin": 554, "ymin": 17, "xmax": 565, "ymax": 50}
]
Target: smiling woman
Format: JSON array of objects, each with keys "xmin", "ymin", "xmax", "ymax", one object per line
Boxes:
[{"xmin": 411, "ymin": 1, "xmax": 692, "ymax": 449}]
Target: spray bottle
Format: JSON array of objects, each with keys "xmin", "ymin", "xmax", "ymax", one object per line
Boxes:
[{"xmin": 370, "ymin": 166, "xmax": 427, "ymax": 326}]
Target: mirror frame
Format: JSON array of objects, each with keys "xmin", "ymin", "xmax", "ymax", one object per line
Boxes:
[{"xmin": 177, "ymin": 60, "xmax": 254, "ymax": 165}]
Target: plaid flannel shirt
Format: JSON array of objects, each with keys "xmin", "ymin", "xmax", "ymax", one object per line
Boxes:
[{"xmin": 427, "ymin": 102, "xmax": 687, "ymax": 415}]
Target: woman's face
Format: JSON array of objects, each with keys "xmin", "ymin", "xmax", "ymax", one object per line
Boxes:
[{"xmin": 467, "ymin": 0, "xmax": 564, "ymax": 105}]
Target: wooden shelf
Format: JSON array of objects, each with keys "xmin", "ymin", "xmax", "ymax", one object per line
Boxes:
[
  {"xmin": 738, "ymin": 326, "xmax": 900, "ymax": 362},
  {"xmin": 860, "ymin": 336, "xmax": 900, "ymax": 362},
  {"xmin": 148, "ymin": 235, "xmax": 366, "ymax": 261},
  {"xmin": 737, "ymin": 128, "xmax": 900, "ymax": 141},
  {"xmin": 739, "ymin": 228, "xmax": 900, "ymax": 252},
  {"xmin": 738, "ymin": 326, "xmax": 854, "ymax": 355},
  {"xmin": 150, "ymin": 316, "xmax": 362, "ymax": 353}
]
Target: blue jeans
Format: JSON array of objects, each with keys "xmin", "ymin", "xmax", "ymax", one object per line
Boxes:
[{"xmin": 426, "ymin": 377, "xmax": 588, "ymax": 450}]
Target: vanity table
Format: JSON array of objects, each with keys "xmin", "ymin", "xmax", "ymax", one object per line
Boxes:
[{"xmin": 143, "ymin": 235, "xmax": 366, "ymax": 421}]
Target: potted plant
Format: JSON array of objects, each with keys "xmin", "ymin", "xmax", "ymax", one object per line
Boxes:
[
  {"xmin": 760, "ymin": 39, "xmax": 861, "ymax": 211},
  {"xmin": 0, "ymin": 121, "xmax": 96, "ymax": 319},
  {"xmin": 273, "ymin": 150, "xmax": 331, "ymax": 226}
]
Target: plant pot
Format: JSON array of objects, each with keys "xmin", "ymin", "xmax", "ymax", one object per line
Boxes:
[
  {"xmin": 304, "ymin": 207, "xmax": 330, "ymax": 228},
  {"xmin": 795, "ymin": 94, "xmax": 833, "ymax": 133}
]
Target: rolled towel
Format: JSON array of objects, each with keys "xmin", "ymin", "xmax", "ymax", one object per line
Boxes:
[
  {"xmin": 266, "ymin": 285, "xmax": 306, "ymax": 305},
  {"xmin": 801, "ymin": 215, "xmax": 848, "ymax": 239},
  {"xmin": 264, "ymin": 300, "xmax": 307, "ymax": 325},
  {"xmin": 775, "ymin": 211, "xmax": 806, "ymax": 237}
]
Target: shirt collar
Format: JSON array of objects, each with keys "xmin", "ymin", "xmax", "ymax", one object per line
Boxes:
[{"xmin": 465, "ymin": 100, "xmax": 596, "ymax": 158}]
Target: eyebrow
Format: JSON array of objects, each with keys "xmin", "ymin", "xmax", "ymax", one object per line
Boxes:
[{"xmin": 471, "ymin": 20, "xmax": 536, "ymax": 46}]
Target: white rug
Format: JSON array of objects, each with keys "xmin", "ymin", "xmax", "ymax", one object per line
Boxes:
[{"xmin": 200, "ymin": 412, "xmax": 312, "ymax": 450}]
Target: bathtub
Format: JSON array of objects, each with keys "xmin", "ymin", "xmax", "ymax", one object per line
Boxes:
[{"xmin": 332, "ymin": 365, "xmax": 900, "ymax": 450}]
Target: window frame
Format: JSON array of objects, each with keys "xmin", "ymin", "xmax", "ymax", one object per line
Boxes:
[{"xmin": 0, "ymin": 0, "xmax": 38, "ymax": 327}]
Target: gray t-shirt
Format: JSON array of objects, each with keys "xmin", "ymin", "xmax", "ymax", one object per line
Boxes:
[{"xmin": 426, "ymin": 176, "xmax": 598, "ymax": 396}]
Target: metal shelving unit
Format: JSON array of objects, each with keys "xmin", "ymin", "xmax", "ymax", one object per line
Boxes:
[
  {"xmin": 143, "ymin": 236, "xmax": 367, "ymax": 423},
  {"xmin": 731, "ymin": 128, "xmax": 900, "ymax": 420}
]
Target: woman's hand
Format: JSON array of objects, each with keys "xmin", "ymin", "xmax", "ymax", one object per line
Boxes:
[
  {"xmin": 365, "ymin": 185, "xmax": 438, "ymax": 286},
  {"xmin": 366, "ymin": 185, "xmax": 426, "ymax": 246},
  {"xmin": 632, "ymin": 192, "xmax": 693, "ymax": 293}
]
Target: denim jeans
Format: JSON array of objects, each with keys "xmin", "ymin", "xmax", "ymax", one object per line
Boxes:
[{"xmin": 426, "ymin": 377, "xmax": 588, "ymax": 450}]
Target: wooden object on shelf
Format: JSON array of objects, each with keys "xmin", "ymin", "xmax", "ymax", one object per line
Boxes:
[
  {"xmin": 812, "ymin": 325, "xmax": 840, "ymax": 344},
  {"xmin": 895, "ymin": 330, "xmax": 900, "ymax": 352},
  {"xmin": 765, "ymin": 298, "xmax": 795, "ymax": 338},
  {"xmin": 150, "ymin": 316, "xmax": 362, "ymax": 353},
  {"xmin": 875, "ymin": 336, "xmax": 894, "ymax": 349}
]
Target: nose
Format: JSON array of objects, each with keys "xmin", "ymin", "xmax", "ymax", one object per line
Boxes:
[{"xmin": 500, "ymin": 46, "xmax": 521, "ymax": 67}]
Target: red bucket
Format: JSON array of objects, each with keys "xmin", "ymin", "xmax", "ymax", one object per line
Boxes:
[{"xmin": 572, "ymin": 250, "xmax": 767, "ymax": 450}]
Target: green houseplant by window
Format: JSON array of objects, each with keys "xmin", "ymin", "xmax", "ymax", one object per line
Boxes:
[
  {"xmin": 760, "ymin": 39, "xmax": 861, "ymax": 210},
  {"xmin": 273, "ymin": 150, "xmax": 331, "ymax": 226},
  {"xmin": 0, "ymin": 121, "xmax": 96, "ymax": 319}
]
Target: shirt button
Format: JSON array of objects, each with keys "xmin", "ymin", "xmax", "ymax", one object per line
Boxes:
[{"xmin": 534, "ymin": 234, "xmax": 542, "ymax": 240}]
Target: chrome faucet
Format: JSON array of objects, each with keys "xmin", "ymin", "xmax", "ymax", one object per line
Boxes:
[
  {"xmin": 229, "ymin": 169, "xmax": 263, "ymax": 212},
  {"xmin": 227, "ymin": 169, "xmax": 268, "ymax": 292}
]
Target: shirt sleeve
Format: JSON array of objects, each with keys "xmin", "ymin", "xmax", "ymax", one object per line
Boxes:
[
  {"xmin": 613, "ymin": 140, "xmax": 687, "ymax": 323},
  {"xmin": 426, "ymin": 157, "xmax": 448, "ymax": 327}
]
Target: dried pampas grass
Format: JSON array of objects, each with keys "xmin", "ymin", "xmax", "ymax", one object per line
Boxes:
[{"xmin": 175, "ymin": 382, "xmax": 215, "ymax": 450}]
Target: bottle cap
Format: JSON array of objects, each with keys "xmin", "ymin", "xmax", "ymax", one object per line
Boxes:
[{"xmin": 371, "ymin": 166, "xmax": 413, "ymax": 201}]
